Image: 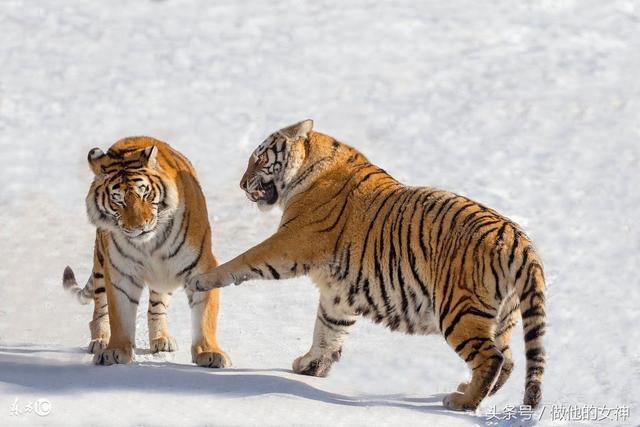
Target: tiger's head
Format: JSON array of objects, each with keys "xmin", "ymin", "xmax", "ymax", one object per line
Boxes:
[
  {"xmin": 85, "ymin": 141, "xmax": 178, "ymax": 242},
  {"xmin": 240, "ymin": 119, "xmax": 314, "ymax": 211}
]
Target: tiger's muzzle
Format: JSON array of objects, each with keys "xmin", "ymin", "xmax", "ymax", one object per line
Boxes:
[{"xmin": 241, "ymin": 177, "xmax": 278, "ymax": 205}]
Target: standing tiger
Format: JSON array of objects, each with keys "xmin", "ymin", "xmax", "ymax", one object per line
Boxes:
[
  {"xmin": 187, "ymin": 120, "xmax": 546, "ymax": 411},
  {"xmin": 63, "ymin": 137, "xmax": 230, "ymax": 368}
]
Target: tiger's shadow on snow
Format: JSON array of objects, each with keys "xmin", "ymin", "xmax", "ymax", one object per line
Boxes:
[{"xmin": 0, "ymin": 345, "xmax": 527, "ymax": 425}]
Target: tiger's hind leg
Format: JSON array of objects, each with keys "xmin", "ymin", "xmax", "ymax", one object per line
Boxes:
[
  {"xmin": 457, "ymin": 296, "xmax": 519, "ymax": 396},
  {"xmin": 293, "ymin": 292, "xmax": 357, "ymax": 377},
  {"xmin": 187, "ymin": 288, "xmax": 231, "ymax": 368},
  {"xmin": 148, "ymin": 290, "xmax": 177, "ymax": 353},
  {"xmin": 443, "ymin": 307, "xmax": 503, "ymax": 411},
  {"xmin": 488, "ymin": 295, "xmax": 519, "ymax": 395}
]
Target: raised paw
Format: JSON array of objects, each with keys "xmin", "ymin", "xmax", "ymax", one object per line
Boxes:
[
  {"xmin": 151, "ymin": 336, "xmax": 178, "ymax": 353},
  {"xmin": 186, "ymin": 276, "xmax": 205, "ymax": 293},
  {"xmin": 442, "ymin": 391, "xmax": 478, "ymax": 411},
  {"xmin": 88, "ymin": 338, "xmax": 108, "ymax": 354},
  {"xmin": 187, "ymin": 269, "xmax": 236, "ymax": 293},
  {"xmin": 194, "ymin": 351, "xmax": 232, "ymax": 368},
  {"xmin": 186, "ymin": 275, "xmax": 216, "ymax": 293},
  {"xmin": 93, "ymin": 347, "xmax": 134, "ymax": 366},
  {"xmin": 292, "ymin": 353, "xmax": 336, "ymax": 377}
]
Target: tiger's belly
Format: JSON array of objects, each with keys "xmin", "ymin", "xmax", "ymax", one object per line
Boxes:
[
  {"xmin": 312, "ymin": 270, "xmax": 440, "ymax": 336},
  {"xmin": 356, "ymin": 291, "xmax": 440, "ymax": 335}
]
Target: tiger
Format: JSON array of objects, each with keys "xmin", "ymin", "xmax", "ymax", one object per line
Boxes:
[
  {"xmin": 186, "ymin": 120, "xmax": 546, "ymax": 411},
  {"xmin": 62, "ymin": 136, "xmax": 231, "ymax": 368}
]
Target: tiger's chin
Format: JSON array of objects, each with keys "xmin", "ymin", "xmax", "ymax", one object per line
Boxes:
[
  {"xmin": 125, "ymin": 228, "xmax": 158, "ymax": 243},
  {"xmin": 256, "ymin": 199, "xmax": 277, "ymax": 212}
]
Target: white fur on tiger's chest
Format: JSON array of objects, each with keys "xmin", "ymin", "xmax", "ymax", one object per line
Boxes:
[
  {"xmin": 108, "ymin": 226, "xmax": 197, "ymax": 294},
  {"xmin": 142, "ymin": 250, "xmax": 193, "ymax": 293}
]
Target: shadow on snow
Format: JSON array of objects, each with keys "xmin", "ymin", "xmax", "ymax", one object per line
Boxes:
[{"xmin": 0, "ymin": 344, "xmax": 534, "ymax": 425}]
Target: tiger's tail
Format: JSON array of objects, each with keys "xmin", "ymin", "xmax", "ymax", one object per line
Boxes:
[
  {"xmin": 515, "ymin": 244, "xmax": 546, "ymax": 409},
  {"xmin": 62, "ymin": 266, "xmax": 94, "ymax": 305}
]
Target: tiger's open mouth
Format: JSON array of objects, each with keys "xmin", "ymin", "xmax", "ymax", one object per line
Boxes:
[{"xmin": 249, "ymin": 180, "xmax": 278, "ymax": 205}]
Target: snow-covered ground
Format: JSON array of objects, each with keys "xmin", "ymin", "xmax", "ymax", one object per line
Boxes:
[{"xmin": 1, "ymin": 0, "xmax": 639, "ymax": 425}]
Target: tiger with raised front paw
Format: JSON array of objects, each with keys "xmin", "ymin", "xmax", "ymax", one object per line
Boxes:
[{"xmin": 187, "ymin": 120, "xmax": 545, "ymax": 411}]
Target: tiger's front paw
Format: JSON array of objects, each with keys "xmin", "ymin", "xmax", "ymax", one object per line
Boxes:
[
  {"xmin": 151, "ymin": 336, "xmax": 178, "ymax": 353},
  {"xmin": 186, "ymin": 271, "xmax": 232, "ymax": 293},
  {"xmin": 292, "ymin": 352, "xmax": 337, "ymax": 377},
  {"xmin": 88, "ymin": 338, "xmax": 108, "ymax": 354},
  {"xmin": 193, "ymin": 351, "xmax": 232, "ymax": 368},
  {"xmin": 93, "ymin": 347, "xmax": 134, "ymax": 366}
]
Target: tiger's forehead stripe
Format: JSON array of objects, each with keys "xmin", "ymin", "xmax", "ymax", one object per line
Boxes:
[
  {"xmin": 253, "ymin": 137, "xmax": 273, "ymax": 156},
  {"xmin": 254, "ymin": 132, "xmax": 290, "ymax": 155},
  {"xmin": 100, "ymin": 161, "xmax": 152, "ymax": 190}
]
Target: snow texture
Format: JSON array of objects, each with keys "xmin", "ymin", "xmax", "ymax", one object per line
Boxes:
[{"xmin": 1, "ymin": 0, "xmax": 639, "ymax": 426}]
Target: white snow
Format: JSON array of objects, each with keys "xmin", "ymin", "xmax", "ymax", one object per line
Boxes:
[{"xmin": 1, "ymin": 0, "xmax": 639, "ymax": 425}]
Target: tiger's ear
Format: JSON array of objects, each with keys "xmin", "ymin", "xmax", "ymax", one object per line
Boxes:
[
  {"xmin": 87, "ymin": 148, "xmax": 108, "ymax": 175},
  {"xmin": 280, "ymin": 119, "xmax": 313, "ymax": 140},
  {"xmin": 141, "ymin": 145, "xmax": 158, "ymax": 168}
]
